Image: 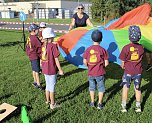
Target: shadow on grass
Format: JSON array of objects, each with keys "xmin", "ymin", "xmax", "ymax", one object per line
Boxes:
[
  {"xmin": 0, "ymin": 93, "xmax": 14, "ymax": 100},
  {"xmin": 57, "ymin": 81, "xmax": 89, "ymax": 103},
  {"xmin": 0, "ymin": 41, "xmax": 23, "ymax": 47},
  {"xmin": 58, "ymin": 68, "xmax": 85, "ymax": 79},
  {"xmin": 33, "ymin": 110, "xmax": 58, "ymax": 123},
  {"xmin": 102, "ymin": 63, "xmax": 123, "ymax": 106},
  {"xmin": 141, "ymin": 81, "xmax": 152, "ymax": 110},
  {"xmin": 1, "ymin": 104, "xmax": 32, "ymax": 122},
  {"xmin": 60, "ymin": 60, "xmax": 70, "ymax": 67},
  {"xmin": 105, "ymin": 62, "xmax": 123, "ymax": 80},
  {"xmin": 127, "ymin": 71, "xmax": 152, "ymax": 110},
  {"xmin": 125, "ymin": 56, "xmax": 152, "ymax": 110},
  {"xmin": 104, "ymin": 80, "xmax": 122, "ymax": 105}
]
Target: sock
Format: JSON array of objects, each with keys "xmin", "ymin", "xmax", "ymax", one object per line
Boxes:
[
  {"xmin": 136, "ymin": 101, "xmax": 141, "ymax": 107},
  {"xmin": 121, "ymin": 101, "xmax": 126, "ymax": 107}
]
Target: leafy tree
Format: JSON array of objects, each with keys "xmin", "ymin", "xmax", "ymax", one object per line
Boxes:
[
  {"xmin": 91, "ymin": 0, "xmax": 152, "ymax": 23},
  {"xmin": 91, "ymin": 0, "xmax": 105, "ymax": 21}
]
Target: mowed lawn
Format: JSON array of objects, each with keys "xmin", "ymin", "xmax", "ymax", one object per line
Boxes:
[{"xmin": 0, "ymin": 30, "xmax": 152, "ymax": 123}]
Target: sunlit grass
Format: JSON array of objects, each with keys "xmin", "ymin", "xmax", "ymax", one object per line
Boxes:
[{"xmin": 0, "ymin": 30, "xmax": 152, "ymax": 123}]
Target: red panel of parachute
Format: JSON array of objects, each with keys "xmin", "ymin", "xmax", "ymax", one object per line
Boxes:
[
  {"xmin": 105, "ymin": 3, "xmax": 151, "ymax": 30},
  {"xmin": 57, "ymin": 29, "xmax": 88, "ymax": 54}
]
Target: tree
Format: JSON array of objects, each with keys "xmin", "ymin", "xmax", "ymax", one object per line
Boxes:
[
  {"xmin": 91, "ymin": 0, "xmax": 105, "ymax": 21},
  {"xmin": 91, "ymin": 0, "xmax": 152, "ymax": 23}
]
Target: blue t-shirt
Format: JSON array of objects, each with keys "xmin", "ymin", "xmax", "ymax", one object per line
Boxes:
[{"xmin": 73, "ymin": 13, "xmax": 89, "ymax": 28}]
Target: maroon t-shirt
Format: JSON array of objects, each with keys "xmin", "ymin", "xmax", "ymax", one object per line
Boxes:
[
  {"xmin": 39, "ymin": 31, "xmax": 42, "ymax": 37},
  {"xmin": 119, "ymin": 43, "xmax": 144, "ymax": 75},
  {"xmin": 83, "ymin": 45, "xmax": 109, "ymax": 76},
  {"xmin": 26, "ymin": 35, "xmax": 42, "ymax": 60},
  {"xmin": 41, "ymin": 43, "xmax": 60, "ymax": 75}
]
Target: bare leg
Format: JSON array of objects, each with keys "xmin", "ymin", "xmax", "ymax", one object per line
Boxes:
[
  {"xmin": 90, "ymin": 91, "xmax": 95, "ymax": 103},
  {"xmin": 32, "ymin": 71, "xmax": 37, "ymax": 82},
  {"xmin": 50, "ymin": 92, "xmax": 55, "ymax": 105},
  {"xmin": 98, "ymin": 92, "xmax": 104, "ymax": 104},
  {"xmin": 122, "ymin": 85, "xmax": 129, "ymax": 103},
  {"xmin": 134, "ymin": 87, "xmax": 141, "ymax": 112},
  {"xmin": 134, "ymin": 88, "xmax": 141, "ymax": 102},
  {"xmin": 35, "ymin": 72, "xmax": 40, "ymax": 86},
  {"xmin": 45, "ymin": 90, "xmax": 50, "ymax": 103}
]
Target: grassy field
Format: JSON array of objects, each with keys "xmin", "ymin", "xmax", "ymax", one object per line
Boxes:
[
  {"xmin": 0, "ymin": 18, "xmax": 71, "ymax": 24},
  {"xmin": 0, "ymin": 29, "xmax": 152, "ymax": 123}
]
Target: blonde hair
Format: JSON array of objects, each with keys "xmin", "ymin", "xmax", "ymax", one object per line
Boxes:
[{"xmin": 78, "ymin": 4, "xmax": 84, "ymax": 9}]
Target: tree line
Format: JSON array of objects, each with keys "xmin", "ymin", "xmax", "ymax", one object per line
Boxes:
[{"xmin": 91, "ymin": 0, "xmax": 152, "ymax": 22}]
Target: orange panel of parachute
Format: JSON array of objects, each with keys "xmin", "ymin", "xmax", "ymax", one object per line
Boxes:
[
  {"xmin": 57, "ymin": 29, "xmax": 88, "ymax": 54},
  {"xmin": 105, "ymin": 3, "xmax": 151, "ymax": 30}
]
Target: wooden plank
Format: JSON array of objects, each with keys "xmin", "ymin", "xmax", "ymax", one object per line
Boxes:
[{"xmin": 0, "ymin": 103, "xmax": 17, "ymax": 121}]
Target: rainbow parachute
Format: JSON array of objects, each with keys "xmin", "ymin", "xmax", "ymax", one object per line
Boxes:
[{"xmin": 57, "ymin": 3, "xmax": 152, "ymax": 69}]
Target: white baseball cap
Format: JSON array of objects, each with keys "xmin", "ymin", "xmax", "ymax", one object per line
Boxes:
[
  {"xmin": 42, "ymin": 28, "xmax": 56, "ymax": 39},
  {"xmin": 40, "ymin": 22, "xmax": 46, "ymax": 28}
]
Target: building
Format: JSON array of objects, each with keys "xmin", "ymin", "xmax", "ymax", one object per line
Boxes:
[{"xmin": 0, "ymin": 1, "xmax": 91, "ymax": 19}]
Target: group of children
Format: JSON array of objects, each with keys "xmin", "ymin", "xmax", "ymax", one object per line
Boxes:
[
  {"xmin": 26, "ymin": 22, "xmax": 147, "ymax": 112},
  {"xmin": 26, "ymin": 22, "xmax": 63, "ymax": 109}
]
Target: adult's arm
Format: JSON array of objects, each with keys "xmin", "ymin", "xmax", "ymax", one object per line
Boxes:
[
  {"xmin": 86, "ymin": 18, "xmax": 93, "ymax": 27},
  {"xmin": 68, "ymin": 18, "xmax": 75, "ymax": 31}
]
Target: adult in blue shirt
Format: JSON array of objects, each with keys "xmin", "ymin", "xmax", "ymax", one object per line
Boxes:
[{"xmin": 68, "ymin": 4, "xmax": 93, "ymax": 31}]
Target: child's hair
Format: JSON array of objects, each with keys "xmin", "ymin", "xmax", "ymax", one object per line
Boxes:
[
  {"xmin": 129, "ymin": 25, "xmax": 141, "ymax": 43},
  {"xmin": 91, "ymin": 30, "xmax": 103, "ymax": 42},
  {"xmin": 28, "ymin": 24, "xmax": 39, "ymax": 32},
  {"xmin": 41, "ymin": 28, "xmax": 56, "ymax": 59}
]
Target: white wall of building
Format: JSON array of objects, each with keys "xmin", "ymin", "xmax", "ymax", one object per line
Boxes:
[
  {"xmin": 0, "ymin": 1, "xmax": 62, "ymax": 14},
  {"xmin": 0, "ymin": 1, "xmax": 91, "ymax": 18}
]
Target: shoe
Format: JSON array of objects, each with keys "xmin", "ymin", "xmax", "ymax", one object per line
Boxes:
[
  {"xmin": 146, "ymin": 64, "xmax": 152, "ymax": 71},
  {"xmin": 32, "ymin": 82, "xmax": 38, "ymax": 88},
  {"xmin": 97, "ymin": 103, "xmax": 103, "ymax": 110},
  {"xmin": 121, "ymin": 104, "xmax": 127, "ymax": 113},
  {"xmin": 33, "ymin": 82, "xmax": 43, "ymax": 90},
  {"xmin": 89, "ymin": 102, "xmax": 95, "ymax": 107},
  {"xmin": 37, "ymin": 85, "xmax": 43, "ymax": 90},
  {"xmin": 39, "ymin": 69, "xmax": 42, "ymax": 74},
  {"xmin": 45, "ymin": 101, "xmax": 50, "ymax": 104},
  {"xmin": 135, "ymin": 106, "xmax": 141, "ymax": 113},
  {"xmin": 50, "ymin": 103, "xmax": 61, "ymax": 109}
]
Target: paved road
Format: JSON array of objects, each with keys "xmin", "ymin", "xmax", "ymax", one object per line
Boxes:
[{"xmin": 0, "ymin": 23, "xmax": 69, "ymax": 33}]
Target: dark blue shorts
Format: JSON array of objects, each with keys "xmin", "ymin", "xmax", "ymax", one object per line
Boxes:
[
  {"xmin": 30, "ymin": 59, "xmax": 40, "ymax": 72},
  {"xmin": 120, "ymin": 73, "xmax": 142, "ymax": 90}
]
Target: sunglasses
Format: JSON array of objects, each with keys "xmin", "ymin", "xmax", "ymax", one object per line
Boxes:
[{"xmin": 78, "ymin": 8, "xmax": 84, "ymax": 10}]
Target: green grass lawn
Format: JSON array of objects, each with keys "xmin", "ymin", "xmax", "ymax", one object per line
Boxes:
[
  {"xmin": 0, "ymin": 30, "xmax": 152, "ymax": 123},
  {"xmin": 0, "ymin": 18, "xmax": 71, "ymax": 24}
]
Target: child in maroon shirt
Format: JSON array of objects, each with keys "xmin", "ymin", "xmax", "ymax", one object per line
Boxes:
[
  {"xmin": 39, "ymin": 22, "xmax": 46, "ymax": 42},
  {"xmin": 119, "ymin": 25, "xmax": 144, "ymax": 112},
  {"xmin": 41, "ymin": 28, "xmax": 64, "ymax": 109},
  {"xmin": 83, "ymin": 30, "xmax": 109, "ymax": 109},
  {"xmin": 26, "ymin": 24, "xmax": 42, "ymax": 89}
]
